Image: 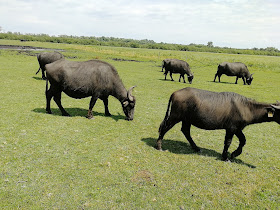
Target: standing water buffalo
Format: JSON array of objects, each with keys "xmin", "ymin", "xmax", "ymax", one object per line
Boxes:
[
  {"xmin": 163, "ymin": 59, "xmax": 194, "ymax": 84},
  {"xmin": 214, "ymin": 62, "xmax": 253, "ymax": 85},
  {"xmin": 156, "ymin": 87, "xmax": 280, "ymax": 161},
  {"xmin": 45, "ymin": 59, "xmax": 136, "ymax": 120},
  {"xmin": 36, "ymin": 51, "xmax": 64, "ymax": 79}
]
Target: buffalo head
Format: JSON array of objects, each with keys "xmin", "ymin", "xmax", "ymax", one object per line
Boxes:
[
  {"xmin": 188, "ymin": 74, "xmax": 194, "ymax": 84},
  {"xmin": 270, "ymin": 103, "xmax": 280, "ymax": 124},
  {"xmin": 122, "ymin": 86, "xmax": 136, "ymax": 121},
  {"xmin": 246, "ymin": 74, "xmax": 254, "ymax": 85}
]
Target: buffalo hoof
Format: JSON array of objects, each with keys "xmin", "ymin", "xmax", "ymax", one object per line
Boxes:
[
  {"xmin": 87, "ymin": 115, "xmax": 94, "ymax": 119},
  {"xmin": 222, "ymin": 156, "xmax": 231, "ymax": 162},
  {"xmin": 46, "ymin": 110, "xmax": 52, "ymax": 114},
  {"xmin": 193, "ymin": 147, "xmax": 201, "ymax": 153},
  {"xmin": 155, "ymin": 146, "xmax": 162, "ymax": 151},
  {"xmin": 105, "ymin": 112, "xmax": 112, "ymax": 117},
  {"xmin": 62, "ymin": 113, "xmax": 70, "ymax": 117}
]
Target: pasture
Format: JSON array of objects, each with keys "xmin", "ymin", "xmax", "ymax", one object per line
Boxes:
[{"xmin": 0, "ymin": 39, "xmax": 279, "ymax": 209}]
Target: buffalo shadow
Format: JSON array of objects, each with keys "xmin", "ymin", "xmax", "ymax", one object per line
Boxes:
[
  {"xmin": 141, "ymin": 137, "xmax": 256, "ymax": 168},
  {"xmin": 32, "ymin": 76, "xmax": 45, "ymax": 81},
  {"xmin": 209, "ymin": 80, "xmax": 234, "ymax": 85},
  {"xmin": 32, "ymin": 107, "xmax": 126, "ymax": 121}
]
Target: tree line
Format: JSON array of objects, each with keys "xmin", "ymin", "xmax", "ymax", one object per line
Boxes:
[{"xmin": 0, "ymin": 31, "xmax": 280, "ymax": 56}]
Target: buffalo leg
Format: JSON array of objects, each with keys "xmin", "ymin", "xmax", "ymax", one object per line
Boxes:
[
  {"xmin": 235, "ymin": 77, "xmax": 239, "ymax": 84},
  {"xmin": 87, "ymin": 96, "xmax": 98, "ymax": 119},
  {"xmin": 164, "ymin": 72, "xmax": 168, "ymax": 80},
  {"xmin": 169, "ymin": 72, "xmax": 174, "ymax": 81},
  {"xmin": 242, "ymin": 77, "xmax": 246, "ymax": 85},
  {"xmin": 214, "ymin": 73, "xmax": 221, "ymax": 82},
  {"xmin": 156, "ymin": 119, "xmax": 178, "ymax": 150},
  {"xmin": 222, "ymin": 130, "xmax": 234, "ymax": 161},
  {"xmin": 213, "ymin": 73, "xmax": 217, "ymax": 82},
  {"xmin": 179, "ymin": 74, "xmax": 186, "ymax": 83},
  {"xmin": 230, "ymin": 131, "xmax": 246, "ymax": 159},
  {"xmin": 53, "ymin": 91, "xmax": 70, "ymax": 116},
  {"xmin": 102, "ymin": 97, "xmax": 111, "ymax": 116},
  {"xmin": 46, "ymin": 88, "xmax": 53, "ymax": 114},
  {"xmin": 41, "ymin": 67, "xmax": 46, "ymax": 80},
  {"xmin": 181, "ymin": 121, "xmax": 200, "ymax": 152}
]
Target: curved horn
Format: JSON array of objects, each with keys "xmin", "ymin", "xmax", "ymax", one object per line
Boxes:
[
  {"xmin": 127, "ymin": 86, "xmax": 136, "ymax": 101},
  {"xmin": 123, "ymin": 101, "xmax": 129, "ymax": 107},
  {"xmin": 271, "ymin": 104, "xmax": 280, "ymax": 110}
]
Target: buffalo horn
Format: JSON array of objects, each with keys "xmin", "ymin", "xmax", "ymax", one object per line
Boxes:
[
  {"xmin": 123, "ymin": 101, "xmax": 129, "ymax": 107},
  {"xmin": 271, "ymin": 104, "xmax": 280, "ymax": 110},
  {"xmin": 127, "ymin": 86, "xmax": 136, "ymax": 101}
]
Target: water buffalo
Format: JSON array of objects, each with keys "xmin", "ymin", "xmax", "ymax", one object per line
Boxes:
[
  {"xmin": 214, "ymin": 62, "xmax": 253, "ymax": 85},
  {"xmin": 163, "ymin": 59, "xmax": 194, "ymax": 84},
  {"xmin": 156, "ymin": 87, "xmax": 280, "ymax": 161},
  {"xmin": 45, "ymin": 59, "xmax": 136, "ymax": 120},
  {"xmin": 36, "ymin": 51, "xmax": 64, "ymax": 79}
]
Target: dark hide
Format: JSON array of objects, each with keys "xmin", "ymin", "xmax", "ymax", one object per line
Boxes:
[
  {"xmin": 161, "ymin": 59, "xmax": 172, "ymax": 72},
  {"xmin": 163, "ymin": 59, "xmax": 194, "ymax": 84},
  {"xmin": 157, "ymin": 87, "xmax": 280, "ymax": 161},
  {"xmin": 36, "ymin": 51, "xmax": 64, "ymax": 79},
  {"xmin": 214, "ymin": 62, "xmax": 253, "ymax": 85},
  {"xmin": 45, "ymin": 59, "xmax": 136, "ymax": 120}
]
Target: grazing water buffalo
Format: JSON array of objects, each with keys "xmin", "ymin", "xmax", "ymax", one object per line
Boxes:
[
  {"xmin": 156, "ymin": 87, "xmax": 280, "ymax": 161},
  {"xmin": 163, "ymin": 59, "xmax": 194, "ymax": 84},
  {"xmin": 36, "ymin": 51, "xmax": 64, "ymax": 79},
  {"xmin": 45, "ymin": 59, "xmax": 136, "ymax": 120},
  {"xmin": 214, "ymin": 62, "xmax": 253, "ymax": 85}
]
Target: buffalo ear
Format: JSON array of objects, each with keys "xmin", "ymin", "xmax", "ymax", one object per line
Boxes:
[
  {"xmin": 271, "ymin": 104, "xmax": 280, "ymax": 110},
  {"xmin": 266, "ymin": 107, "xmax": 275, "ymax": 118},
  {"xmin": 123, "ymin": 101, "xmax": 129, "ymax": 107}
]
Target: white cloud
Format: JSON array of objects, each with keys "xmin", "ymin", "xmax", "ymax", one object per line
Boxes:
[{"xmin": 0, "ymin": 0, "xmax": 279, "ymax": 49}]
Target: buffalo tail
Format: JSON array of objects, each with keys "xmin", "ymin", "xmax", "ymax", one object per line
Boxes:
[
  {"xmin": 45, "ymin": 78, "xmax": 48, "ymax": 96},
  {"xmin": 158, "ymin": 95, "xmax": 172, "ymax": 133},
  {"xmin": 36, "ymin": 67, "xmax": 41, "ymax": 75}
]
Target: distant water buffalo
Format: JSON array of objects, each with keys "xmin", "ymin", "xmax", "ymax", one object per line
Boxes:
[
  {"xmin": 45, "ymin": 59, "xmax": 136, "ymax": 120},
  {"xmin": 156, "ymin": 87, "xmax": 280, "ymax": 161},
  {"xmin": 214, "ymin": 62, "xmax": 253, "ymax": 85},
  {"xmin": 163, "ymin": 59, "xmax": 194, "ymax": 84},
  {"xmin": 36, "ymin": 51, "xmax": 64, "ymax": 79}
]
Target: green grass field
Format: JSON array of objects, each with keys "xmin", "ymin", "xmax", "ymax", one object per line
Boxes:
[{"xmin": 0, "ymin": 40, "xmax": 279, "ymax": 209}]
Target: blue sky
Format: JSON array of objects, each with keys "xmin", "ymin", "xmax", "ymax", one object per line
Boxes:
[{"xmin": 1, "ymin": 0, "xmax": 279, "ymax": 49}]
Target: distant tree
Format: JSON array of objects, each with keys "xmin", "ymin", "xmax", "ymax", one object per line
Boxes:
[
  {"xmin": 207, "ymin": 41, "xmax": 214, "ymax": 48},
  {"xmin": 0, "ymin": 26, "xmax": 3, "ymax": 32},
  {"xmin": 265, "ymin": 47, "xmax": 279, "ymax": 52}
]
